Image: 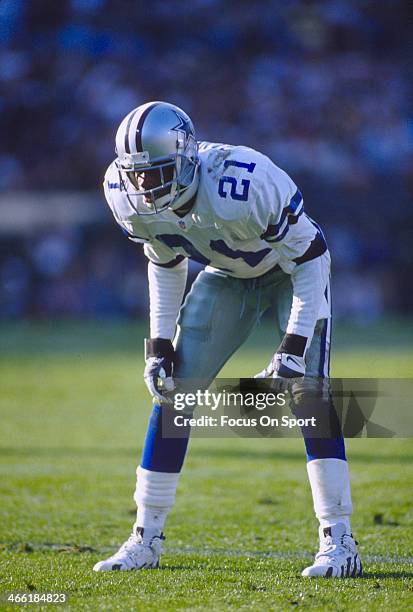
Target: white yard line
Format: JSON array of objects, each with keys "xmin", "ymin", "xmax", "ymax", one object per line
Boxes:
[
  {"xmin": 6, "ymin": 542, "xmax": 413, "ymax": 564},
  {"xmin": 165, "ymin": 546, "xmax": 413, "ymax": 565}
]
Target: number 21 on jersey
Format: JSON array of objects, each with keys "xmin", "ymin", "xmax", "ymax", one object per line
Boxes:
[{"xmin": 218, "ymin": 160, "xmax": 256, "ymax": 202}]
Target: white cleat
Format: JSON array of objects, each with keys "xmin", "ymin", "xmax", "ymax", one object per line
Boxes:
[
  {"xmin": 302, "ymin": 523, "xmax": 362, "ymax": 578},
  {"xmin": 93, "ymin": 527, "xmax": 164, "ymax": 572}
]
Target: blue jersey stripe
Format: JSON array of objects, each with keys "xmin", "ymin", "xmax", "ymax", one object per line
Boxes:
[
  {"xmin": 261, "ymin": 189, "xmax": 303, "ymax": 240},
  {"xmin": 264, "ymin": 207, "xmax": 304, "ymax": 243},
  {"xmin": 289, "ymin": 188, "xmax": 303, "ymax": 212},
  {"xmin": 266, "ymin": 223, "xmax": 289, "ymax": 243}
]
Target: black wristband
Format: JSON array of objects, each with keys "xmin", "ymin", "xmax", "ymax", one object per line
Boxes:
[
  {"xmin": 277, "ymin": 333, "xmax": 307, "ymax": 357},
  {"xmin": 144, "ymin": 338, "xmax": 175, "ymax": 360}
]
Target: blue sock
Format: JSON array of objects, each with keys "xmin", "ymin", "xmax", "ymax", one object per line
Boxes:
[
  {"xmin": 293, "ymin": 391, "xmax": 347, "ymax": 462},
  {"xmin": 304, "ymin": 436, "xmax": 346, "ymax": 462},
  {"xmin": 140, "ymin": 404, "xmax": 190, "ymax": 473}
]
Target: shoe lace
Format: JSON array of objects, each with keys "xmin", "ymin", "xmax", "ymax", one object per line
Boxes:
[
  {"xmin": 315, "ymin": 536, "xmax": 350, "ymax": 563},
  {"xmin": 117, "ymin": 532, "xmax": 164, "ymax": 563},
  {"xmin": 117, "ymin": 534, "xmax": 147, "ymax": 562}
]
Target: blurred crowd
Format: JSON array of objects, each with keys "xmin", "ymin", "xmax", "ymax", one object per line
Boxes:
[
  {"xmin": 1, "ymin": 225, "xmax": 148, "ymax": 319},
  {"xmin": 0, "ymin": 0, "xmax": 411, "ymax": 320}
]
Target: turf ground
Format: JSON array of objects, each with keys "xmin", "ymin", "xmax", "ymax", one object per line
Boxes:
[{"xmin": 0, "ymin": 320, "xmax": 412, "ymax": 611}]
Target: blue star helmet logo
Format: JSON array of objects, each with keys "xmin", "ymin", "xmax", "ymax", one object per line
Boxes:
[{"xmin": 171, "ymin": 111, "xmax": 193, "ymax": 138}]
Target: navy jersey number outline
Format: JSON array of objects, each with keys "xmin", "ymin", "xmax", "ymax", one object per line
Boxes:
[{"xmin": 218, "ymin": 160, "xmax": 256, "ymax": 201}]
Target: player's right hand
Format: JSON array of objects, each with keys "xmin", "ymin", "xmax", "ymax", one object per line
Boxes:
[{"xmin": 144, "ymin": 338, "xmax": 175, "ymax": 405}]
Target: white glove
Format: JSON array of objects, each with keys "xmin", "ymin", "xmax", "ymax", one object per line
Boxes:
[
  {"xmin": 255, "ymin": 333, "xmax": 308, "ymax": 383},
  {"xmin": 255, "ymin": 352, "xmax": 306, "ymax": 379},
  {"xmin": 144, "ymin": 338, "xmax": 175, "ymax": 404}
]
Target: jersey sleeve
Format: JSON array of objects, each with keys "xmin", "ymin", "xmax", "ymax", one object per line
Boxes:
[
  {"xmin": 144, "ymin": 241, "xmax": 186, "ymax": 267},
  {"xmin": 246, "ymin": 158, "xmax": 324, "ymax": 272},
  {"xmin": 248, "ymin": 157, "xmax": 302, "ymax": 233}
]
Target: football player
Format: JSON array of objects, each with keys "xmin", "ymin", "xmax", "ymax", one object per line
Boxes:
[{"xmin": 93, "ymin": 102, "xmax": 362, "ymax": 578}]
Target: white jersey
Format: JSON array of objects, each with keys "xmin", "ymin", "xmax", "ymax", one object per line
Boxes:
[{"xmin": 104, "ymin": 142, "xmax": 321, "ymax": 279}]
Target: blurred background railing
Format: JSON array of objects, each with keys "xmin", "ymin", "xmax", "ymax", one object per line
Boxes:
[{"xmin": 1, "ymin": 0, "xmax": 411, "ymax": 322}]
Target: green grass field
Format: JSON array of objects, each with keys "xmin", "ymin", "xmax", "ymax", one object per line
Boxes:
[{"xmin": 1, "ymin": 320, "xmax": 412, "ymax": 611}]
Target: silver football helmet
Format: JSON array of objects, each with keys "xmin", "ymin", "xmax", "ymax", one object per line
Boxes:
[{"xmin": 115, "ymin": 101, "xmax": 199, "ymax": 214}]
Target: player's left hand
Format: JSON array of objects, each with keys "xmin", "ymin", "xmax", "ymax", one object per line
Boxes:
[
  {"xmin": 144, "ymin": 338, "xmax": 175, "ymax": 404},
  {"xmin": 254, "ymin": 352, "xmax": 306, "ymax": 380}
]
